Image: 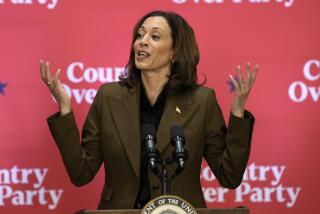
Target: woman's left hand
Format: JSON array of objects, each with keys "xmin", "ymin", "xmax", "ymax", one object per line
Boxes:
[{"xmin": 229, "ymin": 63, "xmax": 259, "ymax": 118}]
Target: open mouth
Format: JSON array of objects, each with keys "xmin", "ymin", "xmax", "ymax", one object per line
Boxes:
[{"xmin": 136, "ymin": 50, "xmax": 150, "ymax": 60}]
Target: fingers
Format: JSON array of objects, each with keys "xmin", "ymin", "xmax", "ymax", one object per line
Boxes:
[
  {"xmin": 40, "ymin": 60, "xmax": 62, "ymax": 88},
  {"xmin": 40, "ymin": 60, "xmax": 50, "ymax": 82},
  {"xmin": 48, "ymin": 68, "xmax": 61, "ymax": 89},
  {"xmin": 229, "ymin": 74, "xmax": 240, "ymax": 90},
  {"xmin": 40, "ymin": 60, "xmax": 47, "ymax": 82},
  {"xmin": 236, "ymin": 65, "xmax": 244, "ymax": 85},
  {"xmin": 246, "ymin": 62, "xmax": 251, "ymax": 85},
  {"xmin": 233, "ymin": 63, "xmax": 259, "ymax": 87},
  {"xmin": 54, "ymin": 69, "xmax": 61, "ymax": 82},
  {"xmin": 251, "ymin": 64, "xmax": 259, "ymax": 85},
  {"xmin": 45, "ymin": 61, "xmax": 50, "ymax": 81}
]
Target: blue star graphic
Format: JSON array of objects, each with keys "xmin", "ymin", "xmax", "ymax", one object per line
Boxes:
[
  {"xmin": 0, "ymin": 81, "xmax": 8, "ymax": 95},
  {"xmin": 227, "ymin": 80, "xmax": 235, "ymax": 92}
]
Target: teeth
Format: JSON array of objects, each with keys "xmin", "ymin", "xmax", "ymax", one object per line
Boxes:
[{"xmin": 138, "ymin": 51, "xmax": 149, "ymax": 57}]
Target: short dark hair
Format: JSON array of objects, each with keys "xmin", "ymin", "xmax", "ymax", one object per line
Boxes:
[{"xmin": 119, "ymin": 10, "xmax": 201, "ymax": 95}]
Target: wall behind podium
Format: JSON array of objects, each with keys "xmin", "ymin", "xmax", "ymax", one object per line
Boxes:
[{"xmin": 0, "ymin": 0, "xmax": 319, "ymax": 213}]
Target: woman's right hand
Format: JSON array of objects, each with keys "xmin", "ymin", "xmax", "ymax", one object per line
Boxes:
[{"xmin": 40, "ymin": 60, "xmax": 71, "ymax": 116}]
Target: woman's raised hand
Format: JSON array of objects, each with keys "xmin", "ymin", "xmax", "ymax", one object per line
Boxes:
[
  {"xmin": 40, "ymin": 60, "xmax": 71, "ymax": 115},
  {"xmin": 229, "ymin": 63, "xmax": 258, "ymax": 118}
]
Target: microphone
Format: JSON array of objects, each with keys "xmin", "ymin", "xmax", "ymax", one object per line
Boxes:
[
  {"xmin": 170, "ymin": 125, "xmax": 188, "ymax": 173},
  {"xmin": 141, "ymin": 124, "xmax": 159, "ymax": 175}
]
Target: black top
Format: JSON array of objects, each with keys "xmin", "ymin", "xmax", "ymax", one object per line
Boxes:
[{"xmin": 134, "ymin": 83, "xmax": 167, "ymax": 209}]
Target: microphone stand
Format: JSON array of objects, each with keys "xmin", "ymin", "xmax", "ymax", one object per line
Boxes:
[
  {"xmin": 146, "ymin": 125, "xmax": 187, "ymax": 195},
  {"xmin": 154, "ymin": 156, "xmax": 185, "ymax": 195},
  {"xmin": 160, "ymin": 159, "xmax": 171, "ymax": 195}
]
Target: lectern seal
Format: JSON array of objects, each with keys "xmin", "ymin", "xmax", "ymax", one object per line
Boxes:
[{"xmin": 141, "ymin": 195, "xmax": 197, "ymax": 214}]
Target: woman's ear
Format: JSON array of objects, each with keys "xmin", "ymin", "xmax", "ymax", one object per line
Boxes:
[{"xmin": 170, "ymin": 55, "xmax": 175, "ymax": 63}]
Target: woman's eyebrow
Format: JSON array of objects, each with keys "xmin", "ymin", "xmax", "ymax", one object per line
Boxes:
[{"xmin": 139, "ymin": 26, "xmax": 164, "ymax": 32}]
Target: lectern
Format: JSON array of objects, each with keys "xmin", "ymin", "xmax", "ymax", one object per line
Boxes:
[{"xmin": 79, "ymin": 208, "xmax": 249, "ymax": 214}]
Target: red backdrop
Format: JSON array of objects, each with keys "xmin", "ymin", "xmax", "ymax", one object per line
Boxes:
[{"xmin": 0, "ymin": 0, "xmax": 319, "ymax": 213}]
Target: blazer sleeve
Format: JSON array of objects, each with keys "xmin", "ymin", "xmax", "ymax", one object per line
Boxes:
[
  {"xmin": 47, "ymin": 86, "xmax": 103, "ymax": 186},
  {"xmin": 203, "ymin": 89, "xmax": 255, "ymax": 189}
]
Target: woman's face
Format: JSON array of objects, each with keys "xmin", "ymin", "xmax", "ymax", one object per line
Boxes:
[{"xmin": 134, "ymin": 16, "xmax": 174, "ymax": 73}]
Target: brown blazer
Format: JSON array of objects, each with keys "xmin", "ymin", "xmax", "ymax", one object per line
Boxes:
[{"xmin": 47, "ymin": 82, "xmax": 254, "ymax": 209}]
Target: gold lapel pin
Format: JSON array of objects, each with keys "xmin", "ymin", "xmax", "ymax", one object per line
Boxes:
[{"xmin": 176, "ymin": 106, "xmax": 181, "ymax": 115}]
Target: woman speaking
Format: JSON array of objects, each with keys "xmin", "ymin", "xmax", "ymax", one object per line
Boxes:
[{"xmin": 40, "ymin": 10, "xmax": 258, "ymax": 210}]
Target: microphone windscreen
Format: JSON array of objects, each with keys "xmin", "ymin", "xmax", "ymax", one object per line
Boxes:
[
  {"xmin": 141, "ymin": 124, "xmax": 156, "ymax": 138},
  {"xmin": 170, "ymin": 125, "xmax": 184, "ymax": 140}
]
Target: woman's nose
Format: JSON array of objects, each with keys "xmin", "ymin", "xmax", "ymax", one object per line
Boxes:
[{"xmin": 139, "ymin": 35, "xmax": 149, "ymax": 47}]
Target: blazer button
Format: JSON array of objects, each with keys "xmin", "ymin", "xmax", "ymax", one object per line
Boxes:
[{"xmin": 152, "ymin": 186, "xmax": 160, "ymax": 191}]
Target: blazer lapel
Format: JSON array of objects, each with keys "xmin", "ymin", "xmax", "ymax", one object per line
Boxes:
[
  {"xmin": 157, "ymin": 93, "xmax": 199, "ymax": 154},
  {"xmin": 108, "ymin": 84, "xmax": 141, "ymax": 180},
  {"xmin": 107, "ymin": 84, "xmax": 200, "ymax": 178}
]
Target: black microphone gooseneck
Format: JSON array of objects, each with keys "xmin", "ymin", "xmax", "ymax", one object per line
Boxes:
[
  {"xmin": 141, "ymin": 124, "xmax": 160, "ymax": 176},
  {"xmin": 170, "ymin": 125, "xmax": 188, "ymax": 177}
]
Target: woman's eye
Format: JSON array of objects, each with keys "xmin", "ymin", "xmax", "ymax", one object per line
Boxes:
[
  {"xmin": 137, "ymin": 33, "xmax": 144, "ymax": 38},
  {"xmin": 152, "ymin": 35, "xmax": 160, "ymax": 40}
]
